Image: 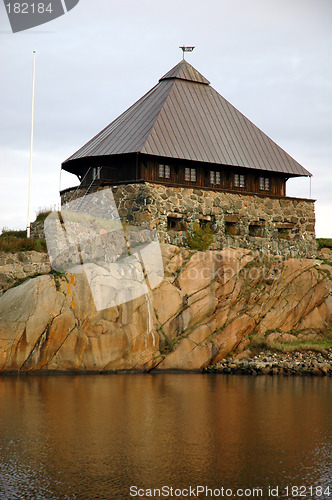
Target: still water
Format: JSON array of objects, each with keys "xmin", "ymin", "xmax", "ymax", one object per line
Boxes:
[{"xmin": 0, "ymin": 375, "xmax": 331, "ymax": 499}]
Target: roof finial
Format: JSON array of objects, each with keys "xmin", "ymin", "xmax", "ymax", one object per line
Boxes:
[{"xmin": 179, "ymin": 46, "xmax": 195, "ymax": 60}]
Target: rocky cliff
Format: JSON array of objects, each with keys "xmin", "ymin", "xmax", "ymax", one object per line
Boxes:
[{"xmin": 0, "ymin": 245, "xmax": 331, "ymax": 373}]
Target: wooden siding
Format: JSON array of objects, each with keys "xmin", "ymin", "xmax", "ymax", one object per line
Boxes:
[
  {"xmin": 140, "ymin": 157, "xmax": 286, "ymax": 197},
  {"xmin": 81, "ymin": 155, "xmax": 138, "ymax": 186},
  {"xmin": 79, "ymin": 154, "xmax": 286, "ymax": 197}
]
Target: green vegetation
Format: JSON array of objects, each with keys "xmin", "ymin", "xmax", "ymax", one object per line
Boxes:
[
  {"xmin": 35, "ymin": 211, "xmax": 51, "ymax": 223},
  {"xmin": 0, "ymin": 229, "xmax": 47, "ymax": 253},
  {"xmin": 1, "ymin": 229, "xmax": 27, "ymax": 238},
  {"xmin": 187, "ymin": 221, "xmax": 214, "ymax": 251},
  {"xmin": 317, "ymin": 238, "xmax": 332, "ymax": 250},
  {"xmin": 50, "ymin": 270, "xmax": 66, "ymax": 291},
  {"xmin": 247, "ymin": 329, "xmax": 332, "ymax": 354},
  {"xmin": 9, "ymin": 272, "xmax": 45, "ymax": 289}
]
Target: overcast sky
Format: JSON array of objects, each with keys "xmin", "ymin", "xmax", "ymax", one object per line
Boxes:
[{"xmin": 0, "ymin": 0, "xmax": 331, "ymax": 237}]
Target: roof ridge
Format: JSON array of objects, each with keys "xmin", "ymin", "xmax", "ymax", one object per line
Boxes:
[{"xmin": 159, "ymin": 60, "xmax": 210, "ymax": 85}]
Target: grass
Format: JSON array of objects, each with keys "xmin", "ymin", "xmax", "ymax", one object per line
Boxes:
[
  {"xmin": 247, "ymin": 331, "xmax": 332, "ymax": 354},
  {"xmin": 0, "ymin": 235, "xmax": 47, "ymax": 253},
  {"xmin": 1, "ymin": 229, "xmax": 27, "ymax": 238},
  {"xmin": 9, "ymin": 272, "xmax": 45, "ymax": 289},
  {"xmin": 317, "ymin": 238, "xmax": 332, "ymax": 250},
  {"xmin": 0, "ymin": 228, "xmax": 47, "ymax": 253},
  {"xmin": 35, "ymin": 211, "xmax": 51, "ymax": 223},
  {"xmin": 6, "ymin": 270, "xmax": 65, "ymax": 292}
]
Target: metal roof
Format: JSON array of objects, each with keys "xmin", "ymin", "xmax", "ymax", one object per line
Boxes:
[
  {"xmin": 63, "ymin": 60, "xmax": 311, "ymax": 177},
  {"xmin": 159, "ymin": 61, "xmax": 210, "ymax": 85}
]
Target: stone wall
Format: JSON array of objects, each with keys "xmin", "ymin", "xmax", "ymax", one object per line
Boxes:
[
  {"xmin": 30, "ymin": 220, "xmax": 46, "ymax": 240},
  {"xmin": 0, "ymin": 251, "xmax": 51, "ymax": 295},
  {"xmin": 61, "ymin": 188, "xmax": 86, "ymax": 206},
  {"xmin": 60, "ymin": 182, "xmax": 316, "ymax": 258},
  {"xmin": 111, "ymin": 183, "xmax": 316, "ymax": 258}
]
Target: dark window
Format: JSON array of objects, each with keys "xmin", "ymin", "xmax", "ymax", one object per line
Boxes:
[
  {"xmin": 210, "ymin": 170, "xmax": 221, "ymax": 184},
  {"xmin": 199, "ymin": 219, "xmax": 212, "ymax": 230},
  {"xmin": 185, "ymin": 167, "xmax": 196, "ymax": 182},
  {"xmin": 92, "ymin": 166, "xmax": 101, "ymax": 180},
  {"xmin": 225, "ymin": 222, "xmax": 238, "ymax": 235},
  {"xmin": 249, "ymin": 224, "xmax": 265, "ymax": 237},
  {"xmin": 277, "ymin": 228, "xmax": 290, "ymax": 239},
  {"xmin": 259, "ymin": 177, "xmax": 270, "ymax": 190},
  {"xmin": 234, "ymin": 173, "xmax": 245, "ymax": 188},
  {"xmin": 159, "ymin": 164, "xmax": 171, "ymax": 178},
  {"xmin": 167, "ymin": 216, "xmax": 186, "ymax": 231}
]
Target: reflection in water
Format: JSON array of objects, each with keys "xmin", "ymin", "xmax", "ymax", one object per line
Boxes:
[{"xmin": 0, "ymin": 375, "xmax": 331, "ymax": 499}]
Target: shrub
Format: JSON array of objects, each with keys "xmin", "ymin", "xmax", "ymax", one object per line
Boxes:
[
  {"xmin": 35, "ymin": 211, "xmax": 52, "ymax": 223},
  {"xmin": 0, "ymin": 229, "xmax": 27, "ymax": 238},
  {"xmin": 187, "ymin": 221, "xmax": 214, "ymax": 251},
  {"xmin": 317, "ymin": 238, "xmax": 332, "ymax": 250},
  {"xmin": 0, "ymin": 235, "xmax": 47, "ymax": 253}
]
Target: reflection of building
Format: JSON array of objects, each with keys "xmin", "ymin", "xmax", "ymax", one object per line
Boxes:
[{"xmin": 61, "ymin": 59, "xmax": 316, "ymax": 257}]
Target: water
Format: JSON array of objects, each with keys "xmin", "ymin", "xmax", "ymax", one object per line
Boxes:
[{"xmin": 0, "ymin": 375, "xmax": 331, "ymax": 499}]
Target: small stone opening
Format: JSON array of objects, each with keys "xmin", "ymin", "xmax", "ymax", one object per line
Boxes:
[
  {"xmin": 277, "ymin": 228, "xmax": 291, "ymax": 239},
  {"xmin": 167, "ymin": 216, "xmax": 186, "ymax": 231},
  {"xmin": 275, "ymin": 223, "xmax": 295, "ymax": 240},
  {"xmin": 225, "ymin": 222, "xmax": 238, "ymax": 235},
  {"xmin": 249, "ymin": 224, "xmax": 265, "ymax": 237},
  {"xmin": 199, "ymin": 219, "xmax": 212, "ymax": 230}
]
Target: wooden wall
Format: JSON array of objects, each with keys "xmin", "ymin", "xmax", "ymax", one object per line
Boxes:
[
  {"xmin": 78, "ymin": 154, "xmax": 287, "ymax": 197},
  {"xmin": 140, "ymin": 157, "xmax": 286, "ymax": 197}
]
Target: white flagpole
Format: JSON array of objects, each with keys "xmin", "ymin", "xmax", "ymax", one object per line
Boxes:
[
  {"xmin": 309, "ymin": 176, "xmax": 312, "ymax": 199},
  {"xmin": 27, "ymin": 50, "xmax": 36, "ymax": 238}
]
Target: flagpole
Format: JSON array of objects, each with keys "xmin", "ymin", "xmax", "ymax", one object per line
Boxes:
[{"xmin": 27, "ymin": 50, "xmax": 36, "ymax": 238}]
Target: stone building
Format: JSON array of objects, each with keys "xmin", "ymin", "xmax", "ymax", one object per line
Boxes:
[{"xmin": 61, "ymin": 59, "xmax": 316, "ymax": 257}]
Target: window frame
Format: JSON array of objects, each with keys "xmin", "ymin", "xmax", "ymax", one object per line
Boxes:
[
  {"xmin": 185, "ymin": 167, "xmax": 196, "ymax": 182},
  {"xmin": 159, "ymin": 164, "xmax": 171, "ymax": 179},
  {"xmin": 259, "ymin": 176, "xmax": 270, "ymax": 191},
  {"xmin": 92, "ymin": 166, "xmax": 101, "ymax": 180},
  {"xmin": 210, "ymin": 170, "xmax": 221, "ymax": 185},
  {"xmin": 234, "ymin": 173, "xmax": 245, "ymax": 188}
]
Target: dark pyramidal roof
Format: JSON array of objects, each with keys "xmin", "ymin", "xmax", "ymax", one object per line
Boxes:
[{"xmin": 63, "ymin": 60, "xmax": 311, "ymax": 177}]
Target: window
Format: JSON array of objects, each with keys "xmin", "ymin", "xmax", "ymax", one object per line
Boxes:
[
  {"xmin": 277, "ymin": 228, "xmax": 290, "ymax": 239},
  {"xmin": 167, "ymin": 216, "xmax": 186, "ymax": 231},
  {"xmin": 259, "ymin": 177, "xmax": 270, "ymax": 191},
  {"xmin": 92, "ymin": 166, "xmax": 101, "ymax": 180},
  {"xmin": 159, "ymin": 164, "xmax": 170, "ymax": 178},
  {"xmin": 249, "ymin": 224, "xmax": 265, "ymax": 237},
  {"xmin": 199, "ymin": 218, "xmax": 212, "ymax": 230},
  {"xmin": 185, "ymin": 167, "xmax": 196, "ymax": 182},
  {"xmin": 225, "ymin": 222, "xmax": 238, "ymax": 235},
  {"xmin": 210, "ymin": 170, "xmax": 221, "ymax": 184},
  {"xmin": 234, "ymin": 173, "xmax": 245, "ymax": 188}
]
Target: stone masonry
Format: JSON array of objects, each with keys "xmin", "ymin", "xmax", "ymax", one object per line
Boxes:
[
  {"xmin": 61, "ymin": 182, "xmax": 316, "ymax": 258},
  {"xmin": 0, "ymin": 251, "xmax": 51, "ymax": 295}
]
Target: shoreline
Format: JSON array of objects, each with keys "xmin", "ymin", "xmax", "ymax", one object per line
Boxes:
[
  {"xmin": 1, "ymin": 350, "xmax": 331, "ymax": 376},
  {"xmin": 204, "ymin": 349, "xmax": 332, "ymax": 376}
]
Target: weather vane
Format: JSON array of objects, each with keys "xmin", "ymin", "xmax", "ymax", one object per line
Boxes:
[{"xmin": 179, "ymin": 46, "xmax": 195, "ymax": 60}]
